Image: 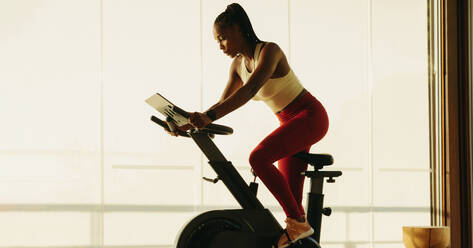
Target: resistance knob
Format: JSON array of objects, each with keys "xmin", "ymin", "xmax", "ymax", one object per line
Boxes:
[{"xmin": 322, "ymin": 207, "xmax": 332, "ymax": 216}]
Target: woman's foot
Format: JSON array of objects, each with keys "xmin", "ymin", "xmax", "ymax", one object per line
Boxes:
[{"xmin": 277, "ymin": 216, "xmax": 314, "ymax": 248}]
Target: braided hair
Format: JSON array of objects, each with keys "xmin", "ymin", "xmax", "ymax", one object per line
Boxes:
[{"xmin": 214, "ymin": 3, "xmax": 261, "ymax": 46}]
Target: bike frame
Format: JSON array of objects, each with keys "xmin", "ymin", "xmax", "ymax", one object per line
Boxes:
[{"xmin": 190, "ymin": 131, "xmax": 265, "ymax": 210}]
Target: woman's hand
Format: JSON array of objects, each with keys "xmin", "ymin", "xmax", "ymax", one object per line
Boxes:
[
  {"xmin": 164, "ymin": 122, "xmax": 193, "ymax": 137},
  {"xmin": 164, "ymin": 121, "xmax": 179, "ymax": 136},
  {"xmin": 189, "ymin": 112, "xmax": 212, "ymax": 128}
]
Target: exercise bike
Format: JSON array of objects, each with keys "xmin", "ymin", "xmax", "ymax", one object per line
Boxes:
[{"xmin": 146, "ymin": 93, "xmax": 342, "ymax": 248}]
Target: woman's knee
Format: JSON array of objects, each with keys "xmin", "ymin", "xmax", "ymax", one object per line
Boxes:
[{"xmin": 249, "ymin": 147, "xmax": 270, "ymax": 170}]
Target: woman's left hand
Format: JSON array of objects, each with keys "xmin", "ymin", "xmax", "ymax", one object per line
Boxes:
[{"xmin": 189, "ymin": 112, "xmax": 212, "ymax": 128}]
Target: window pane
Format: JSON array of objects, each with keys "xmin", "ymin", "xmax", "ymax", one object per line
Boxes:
[
  {"xmin": 0, "ymin": 0, "xmax": 101, "ymax": 204},
  {"xmin": 0, "ymin": 0, "xmax": 101, "ymax": 247},
  {"xmin": 102, "ymin": 0, "xmax": 201, "ymax": 205}
]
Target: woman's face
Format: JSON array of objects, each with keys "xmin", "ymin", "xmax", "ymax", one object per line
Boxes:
[{"xmin": 213, "ymin": 24, "xmax": 243, "ymax": 58}]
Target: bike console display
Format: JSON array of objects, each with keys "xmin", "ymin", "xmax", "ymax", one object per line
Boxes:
[{"xmin": 146, "ymin": 93, "xmax": 233, "ymax": 136}]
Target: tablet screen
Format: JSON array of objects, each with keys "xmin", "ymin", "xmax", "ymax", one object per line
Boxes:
[{"xmin": 145, "ymin": 93, "xmax": 190, "ymax": 127}]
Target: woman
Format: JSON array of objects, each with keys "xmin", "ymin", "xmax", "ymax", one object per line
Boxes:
[{"xmin": 172, "ymin": 3, "xmax": 329, "ymax": 247}]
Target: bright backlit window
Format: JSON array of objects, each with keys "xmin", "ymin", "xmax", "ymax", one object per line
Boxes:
[{"xmin": 0, "ymin": 1, "xmax": 430, "ymax": 247}]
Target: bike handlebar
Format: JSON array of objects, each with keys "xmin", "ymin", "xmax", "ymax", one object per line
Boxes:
[{"xmin": 150, "ymin": 114, "xmax": 233, "ymax": 137}]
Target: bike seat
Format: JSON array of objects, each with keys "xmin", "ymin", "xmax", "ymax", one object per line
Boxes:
[{"xmin": 294, "ymin": 152, "xmax": 334, "ymax": 168}]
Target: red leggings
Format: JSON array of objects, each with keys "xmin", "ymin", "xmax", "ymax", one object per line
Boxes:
[{"xmin": 249, "ymin": 91, "xmax": 329, "ymax": 218}]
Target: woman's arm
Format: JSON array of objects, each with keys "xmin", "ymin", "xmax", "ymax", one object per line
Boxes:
[
  {"xmin": 206, "ymin": 57, "xmax": 243, "ymax": 112},
  {"xmin": 210, "ymin": 42, "xmax": 283, "ymax": 120}
]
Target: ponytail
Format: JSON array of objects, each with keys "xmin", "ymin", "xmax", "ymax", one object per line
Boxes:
[{"xmin": 214, "ymin": 3, "xmax": 261, "ymax": 45}]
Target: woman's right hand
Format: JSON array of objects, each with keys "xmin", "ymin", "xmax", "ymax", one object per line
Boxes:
[
  {"xmin": 164, "ymin": 122, "xmax": 194, "ymax": 137},
  {"xmin": 165, "ymin": 121, "xmax": 179, "ymax": 136}
]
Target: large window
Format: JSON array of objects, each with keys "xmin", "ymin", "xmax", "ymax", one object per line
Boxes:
[{"xmin": 0, "ymin": 1, "xmax": 430, "ymax": 247}]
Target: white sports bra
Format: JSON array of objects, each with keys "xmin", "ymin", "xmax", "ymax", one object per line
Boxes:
[{"xmin": 239, "ymin": 43, "xmax": 304, "ymax": 113}]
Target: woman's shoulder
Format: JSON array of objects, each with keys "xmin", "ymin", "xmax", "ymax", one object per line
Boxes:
[
  {"xmin": 259, "ymin": 41, "xmax": 284, "ymax": 59},
  {"xmin": 229, "ymin": 54, "xmax": 244, "ymax": 75},
  {"xmin": 260, "ymin": 41, "xmax": 282, "ymax": 52}
]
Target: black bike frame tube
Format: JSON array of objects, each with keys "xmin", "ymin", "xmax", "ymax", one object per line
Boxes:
[
  {"xmin": 191, "ymin": 132, "xmax": 265, "ymax": 210},
  {"xmin": 306, "ymin": 192, "xmax": 324, "ymax": 243}
]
